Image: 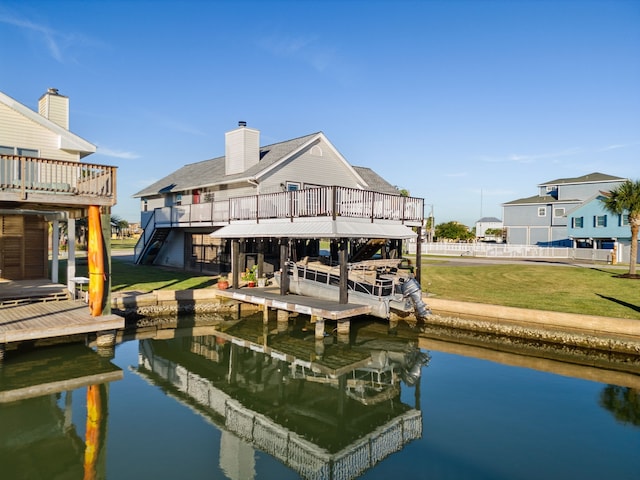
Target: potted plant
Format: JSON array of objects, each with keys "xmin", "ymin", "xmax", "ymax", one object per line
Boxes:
[
  {"xmin": 257, "ymin": 275, "xmax": 267, "ymax": 288},
  {"xmin": 241, "ymin": 265, "xmax": 258, "ymax": 287},
  {"xmin": 217, "ymin": 275, "xmax": 229, "ymax": 290}
]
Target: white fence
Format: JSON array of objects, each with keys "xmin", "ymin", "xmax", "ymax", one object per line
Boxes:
[{"xmin": 407, "ymin": 242, "xmax": 620, "ymax": 263}]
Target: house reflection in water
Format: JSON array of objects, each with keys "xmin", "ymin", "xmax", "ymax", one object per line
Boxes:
[
  {"xmin": 0, "ymin": 344, "xmax": 123, "ymax": 480},
  {"xmin": 134, "ymin": 318, "xmax": 430, "ymax": 480}
]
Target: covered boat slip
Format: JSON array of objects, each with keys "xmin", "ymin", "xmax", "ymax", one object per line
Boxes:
[{"xmin": 211, "ymin": 214, "xmax": 427, "ymax": 332}]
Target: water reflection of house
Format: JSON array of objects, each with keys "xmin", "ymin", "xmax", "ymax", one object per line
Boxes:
[
  {"xmin": 135, "ymin": 318, "xmax": 428, "ymax": 480},
  {"xmin": 0, "ymin": 344, "xmax": 123, "ymax": 478}
]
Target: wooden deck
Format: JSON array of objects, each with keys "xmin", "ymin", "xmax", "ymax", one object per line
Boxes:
[
  {"xmin": 0, "ymin": 279, "xmax": 71, "ymax": 306},
  {"xmin": 215, "ymin": 287, "xmax": 373, "ymax": 320},
  {"xmin": 0, "ymin": 299, "xmax": 123, "ymax": 344}
]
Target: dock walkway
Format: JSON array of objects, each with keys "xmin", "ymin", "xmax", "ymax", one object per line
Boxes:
[
  {"xmin": 215, "ymin": 287, "xmax": 372, "ymax": 320},
  {"xmin": 0, "ymin": 293, "xmax": 124, "ymax": 360}
]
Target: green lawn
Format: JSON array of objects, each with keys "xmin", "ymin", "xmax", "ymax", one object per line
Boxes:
[
  {"xmin": 421, "ymin": 261, "xmax": 640, "ymax": 320},
  {"xmin": 54, "ymin": 254, "xmax": 640, "ymax": 320}
]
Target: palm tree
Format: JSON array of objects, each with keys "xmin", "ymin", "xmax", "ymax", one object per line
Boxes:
[{"xmin": 601, "ymin": 179, "xmax": 640, "ymax": 276}]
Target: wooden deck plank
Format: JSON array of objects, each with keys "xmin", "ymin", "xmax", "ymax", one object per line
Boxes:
[
  {"xmin": 0, "ymin": 299, "xmax": 123, "ymax": 344},
  {"xmin": 215, "ymin": 287, "xmax": 372, "ymax": 320}
]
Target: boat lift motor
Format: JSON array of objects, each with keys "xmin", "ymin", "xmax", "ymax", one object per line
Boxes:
[{"xmin": 400, "ymin": 278, "xmax": 431, "ymax": 318}]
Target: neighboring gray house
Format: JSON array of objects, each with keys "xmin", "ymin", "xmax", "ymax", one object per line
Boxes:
[
  {"xmin": 502, "ymin": 172, "xmax": 627, "ymax": 246},
  {"xmin": 133, "ymin": 122, "xmax": 420, "ymax": 273},
  {"xmin": 475, "ymin": 217, "xmax": 503, "ymax": 242}
]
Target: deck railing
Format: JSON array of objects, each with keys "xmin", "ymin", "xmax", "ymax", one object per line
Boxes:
[
  {"xmin": 0, "ymin": 154, "xmax": 117, "ymax": 203},
  {"xmin": 152, "ymin": 186, "xmax": 424, "ymax": 227}
]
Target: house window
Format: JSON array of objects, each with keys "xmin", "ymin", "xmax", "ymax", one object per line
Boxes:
[
  {"xmin": 143, "ymin": 199, "xmax": 148, "ymax": 212},
  {"xmin": 286, "ymin": 182, "xmax": 300, "ymax": 191},
  {"xmin": 553, "ymin": 207, "xmax": 565, "ymax": 217},
  {"xmin": 175, "ymin": 193, "xmax": 182, "ymax": 206},
  {"xmin": 0, "ymin": 146, "xmax": 39, "ymax": 157},
  {"xmin": 17, "ymin": 148, "xmax": 39, "ymax": 157},
  {"xmin": 573, "ymin": 216, "xmax": 583, "ymax": 228},
  {"xmin": 537, "ymin": 207, "xmax": 546, "ymax": 217},
  {"xmin": 595, "ymin": 215, "xmax": 607, "ymax": 227},
  {"xmin": 621, "ymin": 214, "xmax": 629, "ymax": 226}
]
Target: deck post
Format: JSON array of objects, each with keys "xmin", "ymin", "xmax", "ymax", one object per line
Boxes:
[
  {"xmin": 279, "ymin": 238, "xmax": 289, "ymax": 295},
  {"xmin": 231, "ymin": 239, "xmax": 240, "ymax": 288},
  {"xmin": 415, "ymin": 225, "xmax": 423, "ymax": 283},
  {"xmin": 337, "ymin": 319, "xmax": 350, "ymax": 342},
  {"xmin": 96, "ymin": 330, "xmax": 116, "ymax": 347},
  {"xmin": 277, "ymin": 311, "xmax": 288, "ymax": 333},
  {"xmin": 314, "ymin": 317, "xmax": 325, "ymax": 339},
  {"xmin": 277, "ymin": 309, "xmax": 289, "ymax": 328},
  {"xmin": 339, "ymin": 238, "xmax": 348, "ymax": 304},
  {"xmin": 263, "ymin": 305, "xmax": 269, "ymax": 323}
]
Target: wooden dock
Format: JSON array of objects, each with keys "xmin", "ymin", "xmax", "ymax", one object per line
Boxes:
[
  {"xmin": 0, "ymin": 299, "xmax": 124, "ymax": 347},
  {"xmin": 215, "ymin": 287, "xmax": 373, "ymax": 320}
]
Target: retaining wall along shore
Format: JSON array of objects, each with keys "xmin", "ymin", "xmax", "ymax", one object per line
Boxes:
[{"xmin": 111, "ymin": 290, "xmax": 640, "ymax": 356}]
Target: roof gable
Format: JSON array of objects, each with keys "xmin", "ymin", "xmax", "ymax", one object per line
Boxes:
[
  {"xmin": 0, "ymin": 91, "xmax": 96, "ymax": 157},
  {"xmin": 134, "ymin": 131, "xmax": 375, "ymax": 198}
]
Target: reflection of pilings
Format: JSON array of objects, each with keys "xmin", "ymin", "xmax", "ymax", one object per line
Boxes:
[{"xmin": 315, "ymin": 339, "xmax": 325, "ymax": 359}]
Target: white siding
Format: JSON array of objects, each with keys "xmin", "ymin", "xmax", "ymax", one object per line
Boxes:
[
  {"xmin": 0, "ymin": 103, "xmax": 79, "ymax": 162},
  {"xmin": 260, "ymin": 140, "xmax": 361, "ymax": 194}
]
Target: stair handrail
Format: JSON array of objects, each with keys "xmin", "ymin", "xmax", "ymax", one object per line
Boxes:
[{"xmin": 133, "ymin": 209, "xmax": 157, "ymax": 264}]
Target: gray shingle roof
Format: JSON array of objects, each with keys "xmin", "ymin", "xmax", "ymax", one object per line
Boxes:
[
  {"xmin": 133, "ymin": 132, "xmax": 319, "ymax": 197},
  {"xmin": 503, "ymin": 195, "xmax": 582, "ymax": 206},
  {"xmin": 352, "ymin": 166, "xmax": 400, "ymax": 195},
  {"xmin": 539, "ymin": 172, "xmax": 626, "ymax": 186}
]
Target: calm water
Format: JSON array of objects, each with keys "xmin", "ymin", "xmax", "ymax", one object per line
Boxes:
[{"xmin": 1, "ymin": 314, "xmax": 639, "ymax": 480}]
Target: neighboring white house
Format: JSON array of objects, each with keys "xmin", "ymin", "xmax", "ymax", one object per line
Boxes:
[
  {"xmin": 0, "ymin": 89, "xmax": 116, "ymax": 284},
  {"xmin": 475, "ymin": 217, "xmax": 503, "ymax": 242}
]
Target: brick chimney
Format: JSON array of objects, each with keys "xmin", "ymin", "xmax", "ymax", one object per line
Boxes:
[
  {"xmin": 38, "ymin": 88, "xmax": 69, "ymax": 129},
  {"xmin": 224, "ymin": 121, "xmax": 260, "ymax": 175}
]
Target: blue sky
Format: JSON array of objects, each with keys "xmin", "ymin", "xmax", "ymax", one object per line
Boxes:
[{"xmin": 1, "ymin": 0, "xmax": 639, "ymax": 226}]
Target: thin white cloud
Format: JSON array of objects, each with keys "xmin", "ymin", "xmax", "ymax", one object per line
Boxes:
[
  {"xmin": 599, "ymin": 142, "xmax": 639, "ymax": 152},
  {"xmin": 96, "ymin": 146, "xmax": 140, "ymax": 160},
  {"xmin": 480, "ymin": 147, "xmax": 582, "ymax": 164},
  {"xmin": 258, "ymin": 33, "xmax": 355, "ymax": 82},
  {"xmin": 0, "ymin": 10, "xmax": 100, "ymax": 63}
]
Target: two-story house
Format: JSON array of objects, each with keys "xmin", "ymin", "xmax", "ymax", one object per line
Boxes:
[
  {"xmin": 133, "ymin": 122, "xmax": 423, "ymax": 276},
  {"xmin": 475, "ymin": 217, "xmax": 503, "ymax": 242},
  {"xmin": 502, "ymin": 172, "xmax": 626, "ymax": 246},
  {"xmin": 0, "ymin": 89, "xmax": 117, "ymax": 299}
]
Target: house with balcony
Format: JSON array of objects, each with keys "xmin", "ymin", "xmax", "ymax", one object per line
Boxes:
[
  {"xmin": 0, "ymin": 89, "xmax": 117, "ymax": 290},
  {"xmin": 502, "ymin": 172, "xmax": 626, "ymax": 247},
  {"xmin": 133, "ymin": 122, "xmax": 424, "ymax": 278}
]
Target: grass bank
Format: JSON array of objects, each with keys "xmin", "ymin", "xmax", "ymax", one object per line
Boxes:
[
  {"xmin": 421, "ymin": 260, "xmax": 640, "ymax": 320},
  {"xmin": 57, "ymin": 253, "xmax": 640, "ymax": 320}
]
